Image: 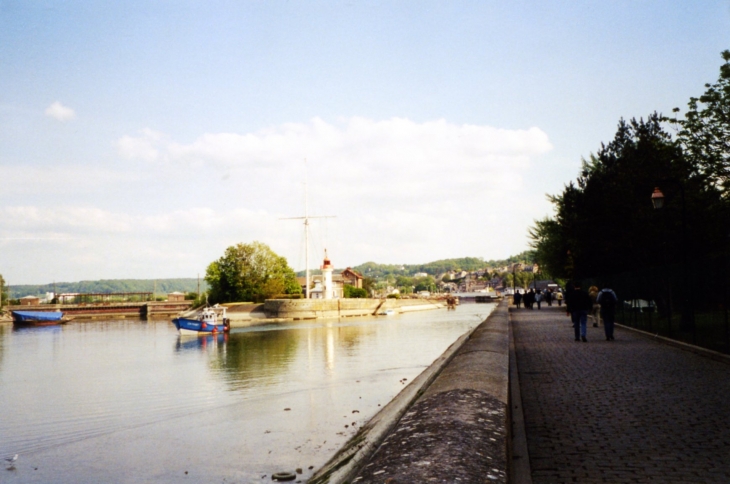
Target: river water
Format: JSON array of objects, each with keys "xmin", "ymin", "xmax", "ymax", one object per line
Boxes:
[{"xmin": 0, "ymin": 303, "xmax": 495, "ymax": 483}]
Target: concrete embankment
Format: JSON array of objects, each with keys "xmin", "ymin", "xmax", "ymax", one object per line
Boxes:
[
  {"xmin": 310, "ymin": 300, "xmax": 511, "ymax": 484},
  {"xmin": 1, "ymin": 301, "xmax": 193, "ymax": 321},
  {"xmin": 225, "ymin": 299, "xmax": 446, "ymax": 328}
]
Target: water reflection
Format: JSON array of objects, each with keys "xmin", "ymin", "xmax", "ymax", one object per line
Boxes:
[
  {"xmin": 0, "ymin": 304, "xmax": 495, "ymax": 484},
  {"xmin": 211, "ymin": 328, "xmax": 297, "ymax": 390},
  {"xmin": 174, "ymin": 332, "xmax": 229, "ymax": 352}
]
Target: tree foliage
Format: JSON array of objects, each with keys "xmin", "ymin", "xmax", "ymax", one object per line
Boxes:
[
  {"xmin": 343, "ymin": 284, "xmax": 367, "ymax": 298},
  {"xmin": 354, "ymin": 257, "xmax": 486, "ymax": 279},
  {"xmin": 7, "ymin": 278, "xmax": 206, "ymax": 298},
  {"xmin": 0, "ymin": 273, "xmax": 7, "ymax": 307},
  {"xmin": 205, "ymin": 241, "xmax": 301, "ymax": 304},
  {"xmin": 530, "ymin": 113, "xmax": 729, "ymax": 280},
  {"xmin": 667, "ymin": 50, "xmax": 730, "ymax": 194}
]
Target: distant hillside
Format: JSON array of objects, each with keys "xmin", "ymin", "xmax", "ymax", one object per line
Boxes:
[
  {"xmin": 8, "ymin": 278, "xmax": 207, "ymax": 298},
  {"xmin": 8, "ymin": 252, "xmax": 537, "ymax": 297},
  {"xmin": 354, "ymin": 257, "xmax": 487, "ymax": 278},
  {"xmin": 353, "ymin": 253, "xmax": 536, "ymax": 279}
]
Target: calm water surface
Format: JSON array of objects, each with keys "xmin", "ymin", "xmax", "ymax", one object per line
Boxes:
[{"xmin": 0, "ymin": 303, "xmax": 494, "ymax": 483}]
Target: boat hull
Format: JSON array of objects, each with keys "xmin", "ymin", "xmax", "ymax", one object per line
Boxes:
[
  {"xmin": 172, "ymin": 317, "xmax": 229, "ymax": 336},
  {"xmin": 11, "ymin": 311, "xmax": 71, "ymax": 326}
]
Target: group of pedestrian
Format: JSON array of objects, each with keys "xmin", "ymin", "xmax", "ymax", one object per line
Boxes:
[
  {"xmin": 513, "ymin": 288, "xmax": 560, "ymax": 310},
  {"xmin": 565, "ymin": 281, "xmax": 618, "ymax": 342},
  {"xmin": 512, "ymin": 282, "xmax": 617, "ymax": 341}
]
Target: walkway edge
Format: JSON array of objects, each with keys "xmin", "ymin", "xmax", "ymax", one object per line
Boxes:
[
  {"xmin": 616, "ymin": 323, "xmax": 730, "ymax": 365},
  {"xmin": 308, "ymin": 307, "xmax": 488, "ymax": 484},
  {"xmin": 508, "ymin": 308, "xmax": 533, "ymax": 484}
]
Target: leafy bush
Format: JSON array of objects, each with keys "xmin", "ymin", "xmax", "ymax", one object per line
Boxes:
[{"xmin": 343, "ymin": 284, "xmax": 367, "ymax": 298}]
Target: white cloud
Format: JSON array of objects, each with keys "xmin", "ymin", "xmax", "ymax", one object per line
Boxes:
[
  {"xmin": 153, "ymin": 117, "xmax": 552, "ymax": 172},
  {"xmin": 115, "ymin": 117, "xmax": 552, "ymax": 206},
  {"xmin": 0, "ymin": 165, "xmax": 141, "ymax": 196},
  {"xmin": 44, "ymin": 101, "xmax": 76, "ymax": 121},
  {"xmin": 0, "ymin": 118, "xmax": 556, "ymax": 283},
  {"xmin": 106, "ymin": 118, "xmax": 555, "ymax": 268},
  {"xmin": 116, "ymin": 128, "xmax": 164, "ymax": 162}
]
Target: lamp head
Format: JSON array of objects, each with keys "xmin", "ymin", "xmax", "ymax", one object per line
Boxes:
[{"xmin": 651, "ymin": 187, "xmax": 665, "ymax": 209}]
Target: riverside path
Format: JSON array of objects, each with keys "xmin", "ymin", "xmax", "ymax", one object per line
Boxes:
[{"xmin": 512, "ymin": 304, "xmax": 730, "ymax": 483}]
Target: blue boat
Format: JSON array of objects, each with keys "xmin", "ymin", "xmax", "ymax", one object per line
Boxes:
[
  {"xmin": 11, "ymin": 310, "xmax": 72, "ymax": 326},
  {"xmin": 172, "ymin": 305, "xmax": 230, "ymax": 336}
]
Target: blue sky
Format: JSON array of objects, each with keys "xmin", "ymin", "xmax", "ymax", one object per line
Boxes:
[{"xmin": 1, "ymin": 1, "xmax": 729, "ymax": 284}]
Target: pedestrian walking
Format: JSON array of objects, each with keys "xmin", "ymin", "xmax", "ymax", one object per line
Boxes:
[
  {"xmin": 589, "ymin": 285, "xmax": 601, "ymax": 327},
  {"xmin": 597, "ymin": 287, "xmax": 618, "ymax": 341},
  {"xmin": 565, "ymin": 281, "xmax": 592, "ymax": 342},
  {"xmin": 525, "ymin": 289, "xmax": 535, "ymax": 309},
  {"xmin": 535, "ymin": 289, "xmax": 543, "ymax": 310},
  {"xmin": 513, "ymin": 290, "xmax": 522, "ymax": 308},
  {"xmin": 545, "ymin": 289, "xmax": 553, "ymax": 306},
  {"xmin": 556, "ymin": 291, "xmax": 563, "ymax": 306}
]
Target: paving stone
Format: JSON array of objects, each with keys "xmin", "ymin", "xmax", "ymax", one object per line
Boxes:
[{"xmin": 512, "ymin": 306, "xmax": 730, "ymax": 483}]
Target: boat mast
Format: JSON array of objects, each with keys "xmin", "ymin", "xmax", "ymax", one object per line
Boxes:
[
  {"xmin": 281, "ymin": 161, "xmax": 335, "ymax": 299},
  {"xmin": 304, "ymin": 174, "xmax": 310, "ymax": 299}
]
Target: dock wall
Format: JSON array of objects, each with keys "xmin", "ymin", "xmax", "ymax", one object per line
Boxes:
[
  {"xmin": 310, "ymin": 299, "xmax": 510, "ymax": 484},
  {"xmin": 4, "ymin": 301, "xmax": 193, "ymax": 320},
  {"xmin": 263, "ymin": 298, "xmax": 445, "ymax": 320}
]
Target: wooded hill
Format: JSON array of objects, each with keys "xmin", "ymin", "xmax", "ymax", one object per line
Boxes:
[
  {"xmin": 8, "ymin": 279, "xmax": 207, "ymax": 298},
  {"xmin": 353, "ymin": 251, "xmax": 535, "ymax": 279}
]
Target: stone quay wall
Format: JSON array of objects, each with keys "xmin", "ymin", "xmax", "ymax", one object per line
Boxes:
[
  {"xmin": 310, "ymin": 299, "xmax": 510, "ymax": 484},
  {"xmin": 263, "ymin": 298, "xmax": 445, "ymax": 320}
]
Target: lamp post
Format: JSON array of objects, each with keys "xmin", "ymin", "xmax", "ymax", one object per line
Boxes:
[
  {"xmin": 512, "ymin": 266, "xmax": 516, "ymax": 295},
  {"xmin": 652, "ymin": 185, "xmax": 695, "ymax": 342}
]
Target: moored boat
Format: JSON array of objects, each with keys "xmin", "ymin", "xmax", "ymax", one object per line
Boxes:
[
  {"xmin": 11, "ymin": 310, "xmax": 73, "ymax": 326},
  {"xmin": 172, "ymin": 305, "xmax": 230, "ymax": 335}
]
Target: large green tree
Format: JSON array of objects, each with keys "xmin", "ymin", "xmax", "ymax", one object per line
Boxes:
[
  {"xmin": 205, "ymin": 241, "xmax": 301, "ymax": 304},
  {"xmin": 530, "ymin": 113, "xmax": 727, "ymax": 280},
  {"xmin": 668, "ymin": 50, "xmax": 730, "ymax": 194}
]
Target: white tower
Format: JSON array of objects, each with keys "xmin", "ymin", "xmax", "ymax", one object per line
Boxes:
[{"xmin": 322, "ymin": 250, "xmax": 334, "ymax": 300}]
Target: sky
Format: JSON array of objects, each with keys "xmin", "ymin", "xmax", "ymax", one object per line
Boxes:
[{"xmin": 1, "ymin": 1, "xmax": 729, "ymax": 285}]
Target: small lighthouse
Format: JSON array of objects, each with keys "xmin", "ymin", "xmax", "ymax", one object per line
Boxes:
[{"xmin": 322, "ymin": 250, "xmax": 334, "ymax": 300}]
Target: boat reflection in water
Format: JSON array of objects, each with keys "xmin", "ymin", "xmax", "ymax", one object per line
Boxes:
[
  {"xmin": 11, "ymin": 324, "xmax": 64, "ymax": 334},
  {"xmin": 175, "ymin": 332, "xmax": 229, "ymax": 352}
]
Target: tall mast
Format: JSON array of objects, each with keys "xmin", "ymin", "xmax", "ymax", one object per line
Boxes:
[
  {"xmin": 304, "ymin": 171, "xmax": 310, "ymax": 299},
  {"xmin": 281, "ymin": 160, "xmax": 335, "ymax": 299}
]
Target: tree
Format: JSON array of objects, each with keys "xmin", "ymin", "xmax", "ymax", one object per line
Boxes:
[
  {"xmin": 0, "ymin": 273, "xmax": 6, "ymax": 308},
  {"xmin": 414, "ymin": 275, "xmax": 436, "ymax": 293},
  {"xmin": 361, "ymin": 276, "xmax": 376, "ymax": 295},
  {"xmin": 530, "ymin": 114, "xmax": 727, "ymax": 280},
  {"xmin": 205, "ymin": 241, "xmax": 301, "ymax": 304},
  {"xmin": 667, "ymin": 50, "xmax": 730, "ymax": 195},
  {"xmin": 343, "ymin": 284, "xmax": 368, "ymax": 298}
]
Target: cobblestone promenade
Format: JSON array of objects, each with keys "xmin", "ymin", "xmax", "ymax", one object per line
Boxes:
[{"xmin": 512, "ymin": 305, "xmax": 730, "ymax": 483}]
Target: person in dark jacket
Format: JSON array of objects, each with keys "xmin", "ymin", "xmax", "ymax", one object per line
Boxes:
[
  {"xmin": 513, "ymin": 290, "xmax": 523, "ymax": 308},
  {"xmin": 565, "ymin": 281, "xmax": 593, "ymax": 342},
  {"xmin": 597, "ymin": 287, "xmax": 618, "ymax": 341},
  {"xmin": 524, "ymin": 289, "xmax": 535, "ymax": 309}
]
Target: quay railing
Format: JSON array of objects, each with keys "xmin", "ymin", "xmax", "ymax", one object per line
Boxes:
[{"xmin": 583, "ymin": 254, "xmax": 730, "ymax": 355}]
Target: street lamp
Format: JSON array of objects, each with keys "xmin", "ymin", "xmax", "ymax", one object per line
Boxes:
[
  {"xmin": 652, "ymin": 183, "xmax": 694, "ymax": 341},
  {"xmin": 651, "ymin": 187, "xmax": 665, "ymax": 209}
]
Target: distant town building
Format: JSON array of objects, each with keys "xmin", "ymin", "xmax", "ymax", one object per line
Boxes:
[
  {"xmin": 168, "ymin": 292, "xmax": 185, "ymax": 302},
  {"xmin": 20, "ymin": 295, "xmax": 40, "ymax": 306},
  {"xmin": 340, "ymin": 267, "xmax": 364, "ymax": 288}
]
